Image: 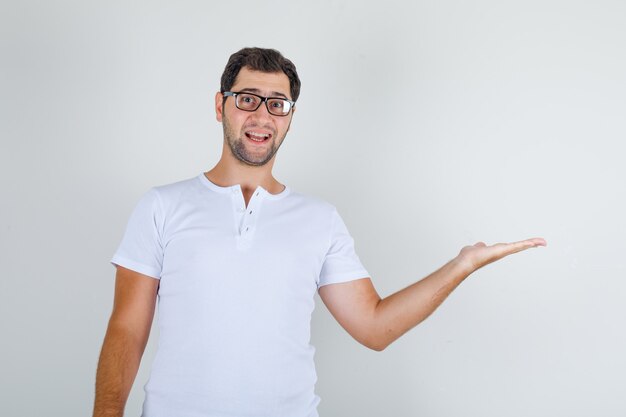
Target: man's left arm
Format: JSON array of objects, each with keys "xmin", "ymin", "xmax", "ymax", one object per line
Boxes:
[{"xmin": 318, "ymin": 237, "xmax": 546, "ymax": 351}]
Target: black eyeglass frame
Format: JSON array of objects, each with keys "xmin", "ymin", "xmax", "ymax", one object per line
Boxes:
[{"xmin": 222, "ymin": 91, "xmax": 296, "ymax": 117}]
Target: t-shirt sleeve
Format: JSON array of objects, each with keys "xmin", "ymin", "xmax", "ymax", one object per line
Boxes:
[
  {"xmin": 110, "ymin": 188, "xmax": 164, "ymax": 279},
  {"xmin": 318, "ymin": 208, "xmax": 370, "ymax": 288}
]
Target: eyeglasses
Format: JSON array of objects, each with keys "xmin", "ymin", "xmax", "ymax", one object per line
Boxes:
[{"xmin": 223, "ymin": 91, "xmax": 295, "ymax": 117}]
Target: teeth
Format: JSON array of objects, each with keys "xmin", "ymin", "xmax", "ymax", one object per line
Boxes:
[{"xmin": 247, "ymin": 132, "xmax": 269, "ymax": 141}]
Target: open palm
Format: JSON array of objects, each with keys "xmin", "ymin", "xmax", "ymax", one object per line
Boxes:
[{"xmin": 457, "ymin": 237, "xmax": 547, "ymax": 274}]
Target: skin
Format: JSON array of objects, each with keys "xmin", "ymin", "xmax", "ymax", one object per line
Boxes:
[
  {"xmin": 93, "ymin": 266, "xmax": 158, "ymax": 417},
  {"xmin": 318, "ymin": 238, "xmax": 546, "ymax": 351},
  {"xmin": 209, "ymin": 67, "xmax": 295, "ymax": 206},
  {"xmin": 93, "ymin": 67, "xmax": 295, "ymax": 417},
  {"xmin": 93, "ymin": 66, "xmax": 546, "ymax": 416}
]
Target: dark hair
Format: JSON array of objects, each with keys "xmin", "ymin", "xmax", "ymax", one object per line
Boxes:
[{"xmin": 220, "ymin": 47, "xmax": 301, "ymax": 102}]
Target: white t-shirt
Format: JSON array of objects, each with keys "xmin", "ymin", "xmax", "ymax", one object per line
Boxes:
[{"xmin": 111, "ymin": 173, "xmax": 369, "ymax": 417}]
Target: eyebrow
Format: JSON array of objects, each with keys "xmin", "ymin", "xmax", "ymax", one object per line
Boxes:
[{"xmin": 238, "ymin": 88, "xmax": 290, "ymax": 100}]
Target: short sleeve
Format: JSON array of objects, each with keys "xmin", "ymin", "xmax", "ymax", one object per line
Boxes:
[
  {"xmin": 110, "ymin": 188, "xmax": 164, "ymax": 279},
  {"xmin": 318, "ymin": 209, "xmax": 369, "ymax": 288}
]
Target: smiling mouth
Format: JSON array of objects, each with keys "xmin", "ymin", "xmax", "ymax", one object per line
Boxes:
[{"xmin": 245, "ymin": 131, "xmax": 272, "ymax": 142}]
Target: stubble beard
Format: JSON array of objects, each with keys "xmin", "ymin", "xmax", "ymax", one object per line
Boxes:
[{"xmin": 222, "ymin": 116, "xmax": 288, "ymax": 167}]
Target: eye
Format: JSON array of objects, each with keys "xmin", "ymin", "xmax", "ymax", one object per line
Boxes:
[
  {"xmin": 237, "ymin": 94, "xmax": 260, "ymax": 109},
  {"xmin": 269, "ymin": 100, "xmax": 284, "ymax": 108}
]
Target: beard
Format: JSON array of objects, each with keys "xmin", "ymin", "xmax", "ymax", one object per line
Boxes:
[{"xmin": 222, "ymin": 116, "xmax": 289, "ymax": 167}]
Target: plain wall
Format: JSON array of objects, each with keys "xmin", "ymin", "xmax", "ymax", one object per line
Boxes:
[{"xmin": 1, "ymin": 1, "xmax": 625, "ymax": 416}]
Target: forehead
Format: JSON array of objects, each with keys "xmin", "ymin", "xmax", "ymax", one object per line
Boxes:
[{"xmin": 231, "ymin": 67, "xmax": 291, "ymax": 99}]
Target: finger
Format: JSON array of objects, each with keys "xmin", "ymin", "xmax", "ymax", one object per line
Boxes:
[
  {"xmin": 510, "ymin": 237, "xmax": 547, "ymax": 248},
  {"xmin": 474, "ymin": 242, "xmax": 487, "ymax": 248},
  {"xmin": 499, "ymin": 237, "xmax": 547, "ymax": 256},
  {"xmin": 527, "ymin": 237, "xmax": 547, "ymax": 247}
]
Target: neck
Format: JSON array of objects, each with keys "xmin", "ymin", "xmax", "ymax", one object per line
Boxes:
[{"xmin": 204, "ymin": 159, "xmax": 284, "ymax": 195}]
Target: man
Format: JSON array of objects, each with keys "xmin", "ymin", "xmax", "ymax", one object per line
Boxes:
[{"xmin": 93, "ymin": 47, "xmax": 545, "ymax": 417}]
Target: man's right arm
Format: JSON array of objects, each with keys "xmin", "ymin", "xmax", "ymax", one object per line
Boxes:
[{"xmin": 93, "ymin": 266, "xmax": 159, "ymax": 417}]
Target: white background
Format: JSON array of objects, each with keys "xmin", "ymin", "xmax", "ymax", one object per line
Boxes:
[{"xmin": 1, "ymin": 1, "xmax": 625, "ymax": 416}]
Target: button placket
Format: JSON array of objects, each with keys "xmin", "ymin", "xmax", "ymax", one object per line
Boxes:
[
  {"xmin": 240, "ymin": 189, "xmax": 263, "ymax": 239},
  {"xmin": 230, "ymin": 186, "xmax": 247, "ymax": 236}
]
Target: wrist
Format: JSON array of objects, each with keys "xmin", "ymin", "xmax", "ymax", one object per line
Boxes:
[{"xmin": 450, "ymin": 253, "xmax": 476, "ymax": 278}]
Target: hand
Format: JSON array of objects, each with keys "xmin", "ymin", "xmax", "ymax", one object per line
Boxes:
[{"xmin": 456, "ymin": 237, "xmax": 547, "ymax": 275}]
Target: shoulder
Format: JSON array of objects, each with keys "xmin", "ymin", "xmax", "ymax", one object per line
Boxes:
[
  {"xmin": 278, "ymin": 189, "xmax": 344, "ymax": 235},
  {"xmin": 147, "ymin": 174, "xmax": 206, "ymax": 206},
  {"xmin": 123, "ymin": 175, "xmax": 205, "ymax": 220},
  {"xmin": 152, "ymin": 175, "xmax": 200, "ymax": 196},
  {"xmin": 283, "ymin": 189, "xmax": 337, "ymax": 215}
]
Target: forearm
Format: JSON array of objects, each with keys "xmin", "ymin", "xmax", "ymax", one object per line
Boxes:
[
  {"xmin": 371, "ymin": 257, "xmax": 471, "ymax": 350},
  {"xmin": 93, "ymin": 325, "xmax": 146, "ymax": 417},
  {"xmin": 320, "ymin": 238, "xmax": 544, "ymax": 351}
]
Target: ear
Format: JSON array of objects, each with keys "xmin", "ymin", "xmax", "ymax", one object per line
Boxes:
[{"xmin": 215, "ymin": 92, "xmax": 224, "ymax": 122}]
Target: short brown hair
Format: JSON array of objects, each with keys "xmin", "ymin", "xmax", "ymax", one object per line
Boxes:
[{"xmin": 220, "ymin": 47, "xmax": 301, "ymax": 102}]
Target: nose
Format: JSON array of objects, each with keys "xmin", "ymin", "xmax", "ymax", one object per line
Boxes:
[{"xmin": 251, "ymin": 99, "xmax": 274, "ymax": 120}]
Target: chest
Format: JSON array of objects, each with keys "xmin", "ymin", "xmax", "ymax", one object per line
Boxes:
[{"xmin": 156, "ymin": 198, "xmax": 329, "ymax": 302}]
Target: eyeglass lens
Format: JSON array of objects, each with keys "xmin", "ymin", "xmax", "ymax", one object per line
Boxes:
[{"xmin": 235, "ymin": 93, "xmax": 292, "ymax": 116}]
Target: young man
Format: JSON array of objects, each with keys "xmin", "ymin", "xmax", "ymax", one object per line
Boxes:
[{"xmin": 93, "ymin": 47, "xmax": 545, "ymax": 417}]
